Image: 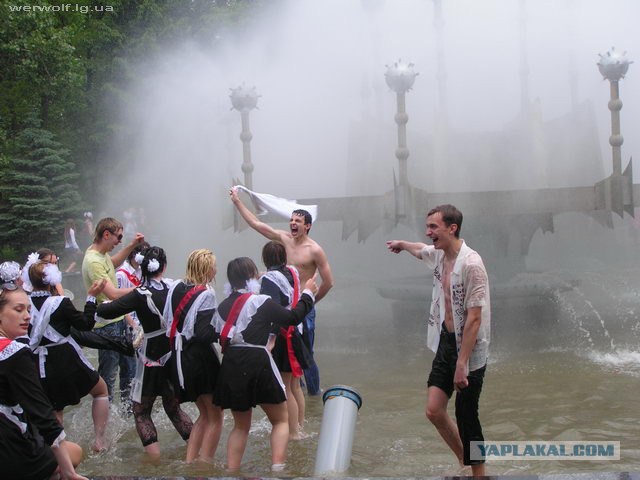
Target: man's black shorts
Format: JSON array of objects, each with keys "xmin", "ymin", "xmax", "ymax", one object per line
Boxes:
[{"xmin": 427, "ymin": 326, "xmax": 486, "ymax": 465}]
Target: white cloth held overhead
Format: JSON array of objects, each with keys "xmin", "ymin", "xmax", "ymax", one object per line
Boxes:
[{"xmin": 234, "ymin": 185, "xmax": 318, "ymax": 223}]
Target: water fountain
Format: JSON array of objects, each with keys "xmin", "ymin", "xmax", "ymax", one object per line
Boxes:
[{"xmin": 226, "ymin": 48, "xmax": 635, "ymax": 344}]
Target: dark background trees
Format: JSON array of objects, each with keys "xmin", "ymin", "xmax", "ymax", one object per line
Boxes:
[{"xmin": 0, "ymin": 0, "xmax": 264, "ymax": 259}]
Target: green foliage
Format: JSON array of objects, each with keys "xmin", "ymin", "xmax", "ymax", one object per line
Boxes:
[
  {"xmin": 0, "ymin": 0, "xmax": 267, "ymax": 249},
  {"xmin": 0, "ymin": 245, "xmax": 19, "ymax": 262},
  {"xmin": 0, "ymin": 124, "xmax": 83, "ymax": 252},
  {"xmin": 0, "ymin": 0, "xmax": 85, "ymax": 135}
]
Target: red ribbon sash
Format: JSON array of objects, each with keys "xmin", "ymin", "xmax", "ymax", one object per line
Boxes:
[
  {"xmin": 220, "ymin": 293, "xmax": 252, "ymax": 353},
  {"xmin": 117, "ymin": 268, "xmax": 141, "ymax": 287},
  {"xmin": 281, "ymin": 267, "xmax": 302, "ymax": 376},
  {"xmin": 0, "ymin": 338, "xmax": 11, "ymax": 352},
  {"xmin": 280, "ymin": 325, "xmax": 303, "ymax": 377},
  {"xmin": 169, "ymin": 285, "xmax": 206, "ymax": 347}
]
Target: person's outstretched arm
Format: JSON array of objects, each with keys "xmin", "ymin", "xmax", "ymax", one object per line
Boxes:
[
  {"xmin": 97, "ymin": 289, "xmax": 141, "ymax": 319},
  {"xmin": 386, "ymin": 240, "xmax": 427, "ymax": 259},
  {"xmin": 229, "ymin": 187, "xmax": 284, "ymax": 241}
]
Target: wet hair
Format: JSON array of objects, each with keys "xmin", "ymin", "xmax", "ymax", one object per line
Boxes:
[
  {"xmin": 28, "ymin": 261, "xmax": 57, "ymax": 295},
  {"xmin": 94, "ymin": 217, "xmax": 123, "ymax": 243},
  {"xmin": 139, "ymin": 246, "xmax": 167, "ymax": 284},
  {"xmin": 184, "ymin": 249, "xmax": 216, "ymax": 285},
  {"xmin": 227, "ymin": 257, "xmax": 259, "ymax": 290},
  {"xmin": 262, "ymin": 241, "xmax": 287, "ymax": 269},
  {"xmin": 292, "ymin": 209, "xmax": 312, "ymax": 233},
  {"xmin": 128, "ymin": 241, "xmax": 150, "ymax": 264},
  {"xmin": 427, "ymin": 204, "xmax": 463, "ymax": 238}
]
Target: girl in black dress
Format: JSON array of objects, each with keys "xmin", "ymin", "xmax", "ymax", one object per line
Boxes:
[
  {"xmin": 97, "ymin": 246, "xmax": 193, "ymax": 456},
  {"xmin": 214, "ymin": 257, "xmax": 317, "ymax": 471},
  {"xmin": 0, "ymin": 280, "xmax": 85, "ymax": 479},
  {"xmin": 163, "ymin": 249, "xmax": 222, "ymax": 463},
  {"xmin": 260, "ymin": 241, "xmax": 312, "ymax": 440},
  {"xmin": 27, "ymin": 259, "xmax": 110, "ymax": 453}
]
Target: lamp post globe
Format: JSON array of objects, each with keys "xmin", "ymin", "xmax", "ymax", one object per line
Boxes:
[
  {"xmin": 384, "ymin": 59, "xmax": 418, "ymax": 94},
  {"xmin": 230, "ymin": 84, "xmax": 260, "ymax": 112},
  {"xmin": 598, "ymin": 47, "xmax": 632, "ymax": 82}
]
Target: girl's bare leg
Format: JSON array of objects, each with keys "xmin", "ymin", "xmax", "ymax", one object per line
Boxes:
[
  {"xmin": 261, "ymin": 402, "xmax": 289, "ymax": 467},
  {"xmin": 227, "ymin": 410, "xmax": 252, "ymax": 471},
  {"xmin": 90, "ymin": 377, "xmax": 110, "ymax": 452}
]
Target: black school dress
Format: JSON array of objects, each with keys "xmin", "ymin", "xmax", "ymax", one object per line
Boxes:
[
  {"xmin": 164, "ymin": 281, "xmax": 219, "ymax": 403},
  {"xmin": 29, "ymin": 292, "xmax": 99, "ymax": 411},
  {"xmin": 97, "ymin": 280, "xmax": 174, "ymax": 401},
  {"xmin": 260, "ymin": 267, "xmax": 313, "ymax": 373},
  {"xmin": 214, "ymin": 291, "xmax": 313, "ymax": 411},
  {"xmin": 0, "ymin": 338, "xmax": 65, "ymax": 480}
]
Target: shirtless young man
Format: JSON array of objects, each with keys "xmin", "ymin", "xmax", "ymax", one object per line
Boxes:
[
  {"xmin": 386, "ymin": 204, "xmax": 490, "ymax": 477},
  {"xmin": 230, "ymin": 187, "xmax": 334, "ymax": 396}
]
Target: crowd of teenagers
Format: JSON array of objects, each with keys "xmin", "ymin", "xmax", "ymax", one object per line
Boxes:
[{"xmin": 0, "ymin": 211, "xmax": 326, "ymax": 479}]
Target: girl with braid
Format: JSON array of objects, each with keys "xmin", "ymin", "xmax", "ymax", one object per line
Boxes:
[{"xmin": 97, "ymin": 246, "xmax": 193, "ymax": 456}]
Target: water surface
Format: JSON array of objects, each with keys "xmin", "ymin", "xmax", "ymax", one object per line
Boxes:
[{"xmin": 65, "ymin": 268, "xmax": 640, "ymax": 477}]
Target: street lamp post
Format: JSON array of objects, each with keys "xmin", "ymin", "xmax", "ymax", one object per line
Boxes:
[
  {"xmin": 597, "ymin": 47, "xmax": 633, "ymax": 216},
  {"xmin": 230, "ymin": 84, "xmax": 260, "ymax": 190},
  {"xmin": 598, "ymin": 47, "xmax": 632, "ymax": 176},
  {"xmin": 385, "ymin": 59, "xmax": 418, "ymax": 191},
  {"xmin": 385, "ymin": 60, "xmax": 418, "ymax": 222}
]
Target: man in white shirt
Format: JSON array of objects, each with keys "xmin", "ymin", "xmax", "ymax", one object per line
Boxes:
[{"xmin": 387, "ymin": 204, "xmax": 490, "ymax": 477}]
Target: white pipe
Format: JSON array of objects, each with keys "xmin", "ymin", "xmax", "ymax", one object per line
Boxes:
[{"xmin": 314, "ymin": 385, "xmax": 363, "ymax": 476}]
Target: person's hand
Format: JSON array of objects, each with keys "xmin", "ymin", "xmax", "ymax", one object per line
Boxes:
[
  {"xmin": 87, "ymin": 279, "xmax": 107, "ymax": 296},
  {"xmin": 124, "ymin": 314, "xmax": 137, "ymax": 329},
  {"xmin": 303, "ymin": 274, "xmax": 319, "ymax": 297},
  {"xmin": 454, "ymin": 361, "xmax": 469, "ymax": 392},
  {"xmin": 132, "ymin": 325, "xmax": 145, "ymax": 349},
  {"xmin": 131, "ymin": 232, "xmax": 145, "ymax": 245},
  {"xmin": 229, "ymin": 186, "xmax": 240, "ymax": 204},
  {"xmin": 386, "ymin": 240, "xmax": 403, "ymax": 254}
]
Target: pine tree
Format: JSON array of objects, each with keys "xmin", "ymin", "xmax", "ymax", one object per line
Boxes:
[{"xmin": 0, "ymin": 125, "xmax": 83, "ymax": 253}]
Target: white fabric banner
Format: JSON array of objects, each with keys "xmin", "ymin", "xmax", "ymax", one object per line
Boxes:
[{"xmin": 234, "ymin": 185, "xmax": 318, "ymax": 222}]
